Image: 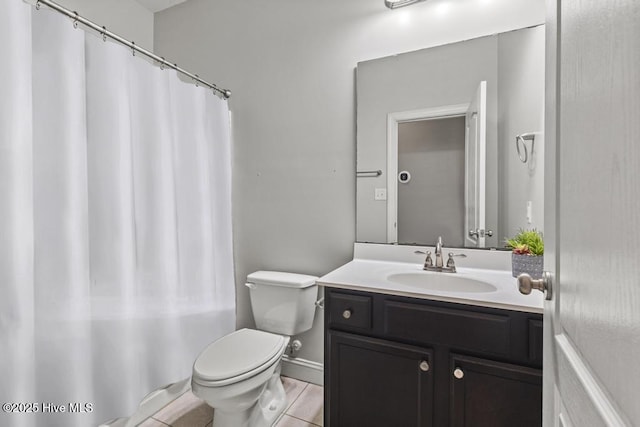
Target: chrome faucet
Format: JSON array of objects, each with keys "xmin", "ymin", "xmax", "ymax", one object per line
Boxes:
[
  {"xmin": 434, "ymin": 236, "xmax": 444, "ymax": 268},
  {"xmin": 421, "ymin": 236, "xmax": 465, "ymax": 273}
]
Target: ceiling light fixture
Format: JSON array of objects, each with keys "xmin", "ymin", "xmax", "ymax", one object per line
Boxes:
[{"xmin": 384, "ymin": 0, "xmax": 427, "ymax": 9}]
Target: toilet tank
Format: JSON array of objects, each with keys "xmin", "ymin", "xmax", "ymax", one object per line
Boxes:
[{"xmin": 246, "ymin": 271, "xmax": 318, "ymax": 336}]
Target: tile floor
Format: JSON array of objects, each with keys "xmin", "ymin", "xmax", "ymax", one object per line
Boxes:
[{"xmin": 138, "ymin": 376, "xmax": 323, "ymax": 427}]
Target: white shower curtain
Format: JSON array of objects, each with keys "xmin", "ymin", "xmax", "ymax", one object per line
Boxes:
[{"xmin": 0, "ymin": 2, "xmax": 235, "ymax": 426}]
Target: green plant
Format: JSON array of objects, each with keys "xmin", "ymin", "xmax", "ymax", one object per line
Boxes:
[{"xmin": 505, "ymin": 229, "xmax": 544, "ymax": 256}]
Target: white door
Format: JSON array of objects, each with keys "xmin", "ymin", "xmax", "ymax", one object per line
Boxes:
[
  {"xmin": 542, "ymin": 1, "xmax": 640, "ymax": 425},
  {"xmin": 464, "ymin": 81, "xmax": 487, "ymax": 247}
]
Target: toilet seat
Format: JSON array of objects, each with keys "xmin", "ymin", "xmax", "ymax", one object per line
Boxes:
[{"xmin": 192, "ymin": 329, "xmax": 287, "ymax": 388}]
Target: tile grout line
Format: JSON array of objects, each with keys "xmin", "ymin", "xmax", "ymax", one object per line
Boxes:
[
  {"xmin": 203, "ymin": 409, "xmax": 213, "ymax": 427},
  {"xmin": 283, "ymin": 413, "xmax": 321, "ymax": 427},
  {"xmin": 284, "ymin": 382, "xmax": 324, "ymax": 427},
  {"xmin": 285, "ymin": 381, "xmax": 309, "ymax": 413}
]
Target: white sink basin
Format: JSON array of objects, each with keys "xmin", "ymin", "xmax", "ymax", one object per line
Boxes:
[
  {"xmin": 386, "ymin": 271, "xmax": 497, "ymax": 293},
  {"xmin": 317, "ymin": 244, "xmax": 544, "ymax": 312}
]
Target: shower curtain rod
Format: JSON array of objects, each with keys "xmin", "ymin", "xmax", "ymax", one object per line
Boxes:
[{"xmin": 33, "ymin": 0, "xmax": 232, "ymax": 99}]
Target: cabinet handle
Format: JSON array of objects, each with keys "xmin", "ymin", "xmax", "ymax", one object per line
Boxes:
[
  {"xmin": 342, "ymin": 309, "xmax": 352, "ymax": 319},
  {"xmin": 453, "ymin": 368, "xmax": 464, "ymax": 379},
  {"xmin": 419, "ymin": 360, "xmax": 430, "ymax": 372}
]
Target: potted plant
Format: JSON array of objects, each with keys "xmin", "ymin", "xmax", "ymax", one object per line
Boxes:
[{"xmin": 505, "ymin": 229, "xmax": 544, "ymax": 279}]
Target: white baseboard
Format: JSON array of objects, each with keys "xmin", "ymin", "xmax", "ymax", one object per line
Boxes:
[{"xmin": 281, "ymin": 355, "xmax": 324, "ymax": 386}]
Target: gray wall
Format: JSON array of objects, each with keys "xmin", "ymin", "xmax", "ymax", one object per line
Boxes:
[
  {"xmin": 356, "ymin": 35, "xmax": 500, "ymax": 246},
  {"xmin": 398, "ymin": 117, "xmax": 466, "ymax": 246},
  {"xmin": 497, "ymin": 25, "xmax": 545, "ymax": 242},
  {"xmin": 53, "ymin": 0, "xmax": 154, "ymax": 50},
  {"xmin": 154, "ymin": 0, "xmax": 545, "ymax": 366}
]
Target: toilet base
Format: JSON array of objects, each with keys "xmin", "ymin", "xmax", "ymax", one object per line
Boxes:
[{"xmin": 212, "ymin": 373, "xmax": 287, "ymax": 427}]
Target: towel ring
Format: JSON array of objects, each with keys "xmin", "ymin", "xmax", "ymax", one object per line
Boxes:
[{"xmin": 516, "ymin": 133, "xmax": 536, "ymax": 163}]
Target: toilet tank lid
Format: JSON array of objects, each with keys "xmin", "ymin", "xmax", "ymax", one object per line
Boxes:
[{"xmin": 247, "ymin": 271, "xmax": 318, "ymax": 288}]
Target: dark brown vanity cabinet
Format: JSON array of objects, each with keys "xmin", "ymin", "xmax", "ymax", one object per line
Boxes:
[
  {"xmin": 324, "ymin": 288, "xmax": 543, "ymax": 427},
  {"xmin": 449, "ymin": 354, "xmax": 542, "ymax": 427},
  {"xmin": 328, "ymin": 332, "xmax": 434, "ymax": 426}
]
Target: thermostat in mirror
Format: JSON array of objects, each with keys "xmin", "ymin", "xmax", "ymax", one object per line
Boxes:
[{"xmin": 398, "ymin": 171, "xmax": 411, "ymax": 184}]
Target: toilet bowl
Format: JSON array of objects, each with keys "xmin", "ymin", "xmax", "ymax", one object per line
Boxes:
[{"xmin": 192, "ymin": 271, "xmax": 318, "ymax": 427}]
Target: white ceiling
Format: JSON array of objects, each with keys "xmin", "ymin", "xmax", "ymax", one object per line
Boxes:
[{"xmin": 135, "ymin": 0, "xmax": 188, "ymax": 13}]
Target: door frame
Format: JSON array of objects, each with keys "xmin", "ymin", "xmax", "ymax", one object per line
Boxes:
[
  {"xmin": 386, "ymin": 104, "xmax": 469, "ymax": 243},
  {"xmin": 464, "ymin": 81, "xmax": 488, "ymax": 248}
]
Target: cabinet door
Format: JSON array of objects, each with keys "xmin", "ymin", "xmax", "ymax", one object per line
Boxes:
[
  {"xmin": 328, "ymin": 331, "xmax": 433, "ymax": 427},
  {"xmin": 450, "ymin": 354, "xmax": 542, "ymax": 427}
]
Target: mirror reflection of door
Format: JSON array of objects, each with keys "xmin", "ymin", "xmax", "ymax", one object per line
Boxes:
[
  {"xmin": 397, "ymin": 115, "xmax": 466, "ymax": 246},
  {"xmin": 396, "ymin": 81, "xmax": 487, "ymax": 248}
]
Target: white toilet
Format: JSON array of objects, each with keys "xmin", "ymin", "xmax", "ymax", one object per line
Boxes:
[{"xmin": 191, "ymin": 271, "xmax": 319, "ymax": 427}]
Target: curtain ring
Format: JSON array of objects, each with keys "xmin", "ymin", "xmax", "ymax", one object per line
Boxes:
[
  {"xmin": 73, "ymin": 11, "xmax": 79, "ymax": 29},
  {"xmin": 131, "ymin": 41, "xmax": 136, "ymax": 56},
  {"xmin": 101, "ymin": 26, "xmax": 107, "ymax": 42},
  {"xmin": 194, "ymin": 74, "xmax": 199, "ymax": 87},
  {"xmin": 35, "ymin": 0, "xmax": 41, "ymax": 10},
  {"xmin": 160, "ymin": 57, "xmax": 165, "ymax": 70}
]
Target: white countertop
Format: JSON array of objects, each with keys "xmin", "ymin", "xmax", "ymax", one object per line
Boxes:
[{"xmin": 318, "ymin": 244, "xmax": 543, "ymax": 314}]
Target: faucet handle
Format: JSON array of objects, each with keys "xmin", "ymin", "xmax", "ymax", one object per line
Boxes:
[
  {"xmin": 424, "ymin": 251, "xmax": 433, "ymax": 268},
  {"xmin": 445, "ymin": 254, "xmax": 457, "ymax": 272},
  {"xmin": 448, "ymin": 252, "xmax": 467, "ymax": 258},
  {"xmin": 446, "ymin": 253, "xmax": 456, "ymax": 268},
  {"xmin": 446, "ymin": 252, "xmax": 466, "ymax": 269}
]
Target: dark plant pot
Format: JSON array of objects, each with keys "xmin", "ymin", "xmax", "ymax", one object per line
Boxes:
[{"xmin": 511, "ymin": 253, "xmax": 543, "ymax": 279}]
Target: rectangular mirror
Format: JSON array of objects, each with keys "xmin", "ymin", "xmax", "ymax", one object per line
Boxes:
[{"xmin": 356, "ymin": 24, "xmax": 545, "ymax": 249}]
